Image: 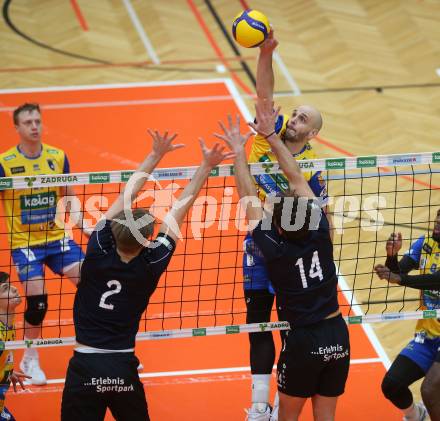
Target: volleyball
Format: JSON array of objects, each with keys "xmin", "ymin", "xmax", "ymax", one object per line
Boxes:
[{"xmin": 232, "ymin": 9, "xmax": 270, "ymax": 48}]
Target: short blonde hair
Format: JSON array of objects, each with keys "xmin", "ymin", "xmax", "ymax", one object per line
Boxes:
[{"xmin": 110, "ymin": 209, "xmax": 155, "ymax": 253}]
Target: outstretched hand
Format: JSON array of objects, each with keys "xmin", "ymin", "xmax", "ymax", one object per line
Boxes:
[
  {"xmin": 147, "ymin": 129, "xmax": 185, "ymax": 158},
  {"xmin": 248, "ymin": 100, "xmax": 281, "ymax": 139},
  {"xmin": 260, "ymin": 27, "xmax": 278, "ymax": 53},
  {"xmin": 199, "ymin": 139, "xmax": 236, "ymax": 168},
  {"xmin": 214, "ymin": 114, "xmax": 253, "ymax": 154},
  {"xmin": 374, "ymin": 264, "xmax": 402, "ymax": 284},
  {"xmin": 10, "ymin": 370, "xmax": 31, "ymax": 392}
]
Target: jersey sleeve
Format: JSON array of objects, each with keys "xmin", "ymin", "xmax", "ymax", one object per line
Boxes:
[
  {"xmin": 144, "ymin": 233, "xmax": 176, "ymax": 279},
  {"xmin": 308, "ymin": 171, "xmax": 328, "ymax": 206},
  {"xmin": 404, "ymin": 235, "xmax": 425, "ymax": 266},
  {"xmin": 63, "ymin": 154, "xmax": 70, "ymax": 174},
  {"xmin": 86, "ymin": 219, "xmax": 114, "ymax": 256},
  {"xmin": 0, "ymin": 163, "xmax": 5, "ymax": 178},
  {"xmin": 251, "ymin": 218, "xmax": 284, "ymax": 261}
]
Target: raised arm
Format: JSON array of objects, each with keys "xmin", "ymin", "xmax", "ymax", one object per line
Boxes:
[
  {"xmin": 249, "ymin": 101, "xmax": 315, "ymax": 199},
  {"xmin": 160, "ymin": 141, "xmax": 235, "ymax": 242},
  {"xmin": 105, "ymin": 130, "xmax": 184, "ymax": 221},
  {"xmin": 214, "ymin": 115, "xmax": 262, "ymax": 223},
  {"xmin": 256, "ymin": 30, "xmax": 278, "ymax": 101}
]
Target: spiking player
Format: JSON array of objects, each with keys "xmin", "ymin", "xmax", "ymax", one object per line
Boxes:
[
  {"xmin": 61, "ymin": 130, "xmax": 234, "ymax": 421},
  {"xmin": 243, "ymin": 30, "xmax": 330, "ymax": 420},
  {"xmin": 215, "ymin": 102, "xmax": 349, "ymax": 421},
  {"xmin": 0, "ymin": 103, "xmax": 92, "ymax": 385},
  {"xmin": 374, "ymin": 210, "xmax": 440, "ymax": 421}
]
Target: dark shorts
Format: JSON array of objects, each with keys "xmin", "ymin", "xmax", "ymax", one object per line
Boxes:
[
  {"xmin": 277, "ymin": 314, "xmax": 350, "ymax": 398},
  {"xmin": 61, "ymin": 352, "xmax": 149, "ymax": 421}
]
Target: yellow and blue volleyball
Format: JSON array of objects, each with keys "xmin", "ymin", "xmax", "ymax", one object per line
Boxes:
[{"xmin": 232, "ymin": 9, "xmax": 270, "ymax": 48}]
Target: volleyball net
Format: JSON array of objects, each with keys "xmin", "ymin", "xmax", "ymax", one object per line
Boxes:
[{"xmin": 0, "ymin": 151, "xmax": 439, "ymax": 350}]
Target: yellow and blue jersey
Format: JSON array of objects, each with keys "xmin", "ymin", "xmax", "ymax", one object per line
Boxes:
[
  {"xmin": 405, "ymin": 235, "xmax": 440, "ymax": 338},
  {"xmin": 248, "ymin": 114, "xmax": 327, "ymax": 203},
  {"xmin": 0, "ymin": 320, "xmax": 15, "ymax": 415},
  {"xmin": 0, "ymin": 144, "xmax": 70, "ymax": 249}
]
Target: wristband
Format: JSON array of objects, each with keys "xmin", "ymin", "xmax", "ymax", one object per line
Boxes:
[{"xmin": 263, "ymin": 131, "xmax": 276, "ymax": 139}]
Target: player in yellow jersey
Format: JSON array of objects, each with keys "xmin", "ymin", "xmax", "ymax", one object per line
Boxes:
[
  {"xmin": 373, "ymin": 210, "xmax": 440, "ymax": 421},
  {"xmin": 0, "ymin": 272, "xmax": 30, "ymax": 420},
  {"xmin": 244, "ymin": 30, "xmax": 330, "ymax": 421},
  {"xmin": 0, "ymin": 104, "xmax": 90, "ymax": 386}
]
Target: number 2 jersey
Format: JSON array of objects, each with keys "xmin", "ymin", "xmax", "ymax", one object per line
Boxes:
[
  {"xmin": 0, "ymin": 144, "xmax": 70, "ymax": 249},
  {"xmin": 74, "ymin": 220, "xmax": 176, "ymax": 350},
  {"xmin": 251, "ymin": 212, "xmax": 339, "ymax": 327}
]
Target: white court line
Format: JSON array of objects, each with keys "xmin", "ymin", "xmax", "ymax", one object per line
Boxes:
[
  {"xmin": 0, "ymin": 96, "xmax": 234, "ymax": 112},
  {"xmin": 121, "ymin": 0, "xmax": 160, "ymax": 64},
  {"xmin": 273, "ymin": 52, "xmax": 301, "ymax": 96},
  {"xmin": 31, "ymin": 359, "xmax": 382, "ymax": 386},
  {"xmin": 224, "ymin": 78, "xmax": 391, "ymax": 370},
  {"xmin": 0, "ymin": 78, "xmax": 230, "ymax": 94}
]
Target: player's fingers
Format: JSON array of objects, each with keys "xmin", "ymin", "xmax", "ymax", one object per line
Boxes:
[
  {"xmin": 248, "ymin": 121, "xmax": 257, "ymax": 131},
  {"xmin": 211, "ymin": 142, "xmax": 222, "ymax": 153},
  {"xmin": 212, "ymin": 133, "xmax": 229, "ymax": 143},
  {"xmin": 227, "ymin": 114, "xmax": 233, "ymax": 129},
  {"xmin": 224, "ymin": 152, "xmax": 236, "ymax": 160},
  {"xmin": 167, "ymin": 132, "xmax": 178, "ymax": 142},
  {"xmin": 171, "ymin": 143, "xmax": 185, "ymax": 150},
  {"xmin": 198, "ymin": 138, "xmax": 207, "ymax": 151},
  {"xmin": 218, "ymin": 120, "xmax": 228, "ymax": 134},
  {"xmin": 163, "ymin": 131, "xmax": 168, "ymax": 139}
]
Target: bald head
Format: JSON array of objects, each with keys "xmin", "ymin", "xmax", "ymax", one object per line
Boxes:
[{"xmin": 298, "ymin": 105, "xmax": 323, "ymax": 132}]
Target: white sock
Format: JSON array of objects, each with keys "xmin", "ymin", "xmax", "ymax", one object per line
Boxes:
[
  {"xmin": 251, "ymin": 374, "xmax": 271, "ymax": 411},
  {"xmin": 403, "ymin": 403, "xmax": 418, "ymax": 420},
  {"xmin": 23, "ymin": 347, "xmax": 38, "ymax": 359}
]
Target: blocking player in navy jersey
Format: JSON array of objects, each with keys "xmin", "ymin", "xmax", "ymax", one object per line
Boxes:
[
  {"xmin": 215, "ymin": 101, "xmax": 349, "ymax": 421},
  {"xmin": 244, "ymin": 30, "xmax": 331, "ymax": 420},
  {"xmin": 61, "ymin": 130, "xmax": 234, "ymax": 421}
]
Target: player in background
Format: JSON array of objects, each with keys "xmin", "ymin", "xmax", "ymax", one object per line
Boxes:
[
  {"xmin": 0, "ymin": 271, "xmax": 31, "ymax": 420},
  {"xmin": 244, "ymin": 30, "xmax": 331, "ymax": 420},
  {"xmin": 374, "ymin": 210, "xmax": 440, "ymax": 421},
  {"xmin": 215, "ymin": 101, "xmax": 349, "ymax": 421},
  {"xmin": 61, "ymin": 130, "xmax": 234, "ymax": 421},
  {"xmin": 0, "ymin": 103, "xmax": 92, "ymax": 385}
]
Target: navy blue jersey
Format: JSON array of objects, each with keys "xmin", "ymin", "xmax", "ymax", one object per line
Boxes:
[
  {"xmin": 74, "ymin": 220, "xmax": 175, "ymax": 350},
  {"xmin": 251, "ymin": 213, "xmax": 339, "ymax": 327}
]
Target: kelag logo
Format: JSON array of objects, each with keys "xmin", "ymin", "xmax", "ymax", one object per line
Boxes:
[
  {"xmin": 20, "ymin": 191, "xmax": 57, "ymax": 210},
  {"xmin": 0, "ymin": 178, "xmax": 13, "ymax": 190},
  {"xmin": 357, "ymin": 156, "xmax": 377, "ymax": 168},
  {"xmin": 89, "ymin": 173, "xmax": 110, "ymax": 184}
]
